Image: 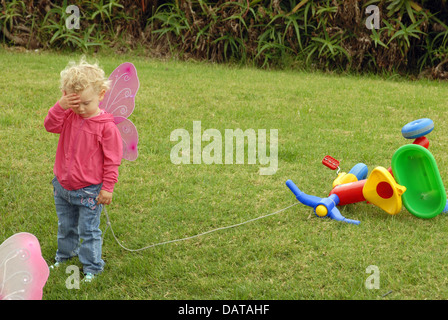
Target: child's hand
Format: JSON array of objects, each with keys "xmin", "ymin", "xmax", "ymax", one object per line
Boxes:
[
  {"xmin": 59, "ymin": 92, "xmax": 81, "ymax": 110},
  {"xmin": 96, "ymin": 189, "xmax": 113, "ymax": 205}
]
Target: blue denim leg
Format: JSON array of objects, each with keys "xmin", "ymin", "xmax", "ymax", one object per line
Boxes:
[
  {"xmin": 75, "ymin": 185, "xmax": 105, "ymax": 274},
  {"xmin": 53, "ymin": 177, "xmax": 80, "ymax": 262},
  {"xmin": 52, "ymin": 177, "xmax": 105, "ymax": 275}
]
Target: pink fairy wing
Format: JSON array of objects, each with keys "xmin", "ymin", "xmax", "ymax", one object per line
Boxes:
[
  {"xmin": 115, "ymin": 117, "xmax": 139, "ymax": 161},
  {"xmin": 0, "ymin": 233, "xmax": 49, "ymax": 300},
  {"xmin": 100, "ymin": 62, "xmax": 140, "ymax": 161},
  {"xmin": 100, "ymin": 62, "xmax": 140, "ymax": 119}
]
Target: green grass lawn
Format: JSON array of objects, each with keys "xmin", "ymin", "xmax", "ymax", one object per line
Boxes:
[{"xmin": 1, "ymin": 48, "xmax": 448, "ymax": 300}]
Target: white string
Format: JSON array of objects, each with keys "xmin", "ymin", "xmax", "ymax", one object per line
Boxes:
[{"xmin": 101, "ymin": 202, "xmax": 300, "ymax": 252}]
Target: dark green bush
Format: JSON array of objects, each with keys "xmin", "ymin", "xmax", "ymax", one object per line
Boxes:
[{"xmin": 1, "ymin": 0, "xmax": 447, "ymax": 77}]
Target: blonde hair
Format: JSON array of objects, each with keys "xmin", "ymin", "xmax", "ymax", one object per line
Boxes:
[{"xmin": 60, "ymin": 57, "xmax": 110, "ymax": 94}]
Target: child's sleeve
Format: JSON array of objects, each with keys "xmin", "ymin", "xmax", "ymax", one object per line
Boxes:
[
  {"xmin": 44, "ymin": 101, "xmax": 68, "ymax": 133},
  {"xmin": 101, "ymin": 124, "xmax": 123, "ymax": 193}
]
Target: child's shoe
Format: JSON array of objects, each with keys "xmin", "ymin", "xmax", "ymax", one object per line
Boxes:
[
  {"xmin": 49, "ymin": 261, "xmax": 63, "ymax": 270},
  {"xmin": 83, "ymin": 272, "xmax": 95, "ymax": 283}
]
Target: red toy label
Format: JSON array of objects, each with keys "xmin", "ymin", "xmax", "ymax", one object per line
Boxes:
[{"xmin": 322, "ymin": 155, "xmax": 340, "ymax": 170}]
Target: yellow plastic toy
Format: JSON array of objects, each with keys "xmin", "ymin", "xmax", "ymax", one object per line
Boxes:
[
  {"xmin": 362, "ymin": 166, "xmax": 406, "ymax": 215},
  {"xmin": 332, "ymin": 172, "xmax": 358, "ymax": 188}
]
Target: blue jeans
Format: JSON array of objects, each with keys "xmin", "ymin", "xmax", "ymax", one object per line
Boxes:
[{"xmin": 52, "ymin": 177, "xmax": 104, "ymax": 275}]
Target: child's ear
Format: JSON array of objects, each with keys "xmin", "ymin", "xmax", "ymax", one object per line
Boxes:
[{"xmin": 99, "ymin": 89, "xmax": 106, "ymax": 101}]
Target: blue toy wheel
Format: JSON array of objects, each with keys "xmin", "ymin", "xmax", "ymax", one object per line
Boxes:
[
  {"xmin": 348, "ymin": 163, "xmax": 368, "ymax": 180},
  {"xmin": 401, "ymin": 118, "xmax": 434, "ymax": 139}
]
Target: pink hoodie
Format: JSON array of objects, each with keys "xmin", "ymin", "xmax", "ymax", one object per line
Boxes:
[{"xmin": 44, "ymin": 101, "xmax": 123, "ymax": 192}]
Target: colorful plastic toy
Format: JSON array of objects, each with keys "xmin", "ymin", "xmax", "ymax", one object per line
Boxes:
[
  {"xmin": 392, "ymin": 144, "xmax": 446, "ymax": 219},
  {"xmin": 286, "ymin": 118, "xmax": 447, "ymax": 224}
]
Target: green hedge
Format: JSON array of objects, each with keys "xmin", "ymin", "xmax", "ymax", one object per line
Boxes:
[{"xmin": 1, "ymin": 0, "xmax": 448, "ymax": 77}]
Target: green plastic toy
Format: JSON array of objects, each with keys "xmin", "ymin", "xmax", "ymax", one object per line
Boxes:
[{"xmin": 391, "ymin": 144, "xmax": 446, "ymax": 219}]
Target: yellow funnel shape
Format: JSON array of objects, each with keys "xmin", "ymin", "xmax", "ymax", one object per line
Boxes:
[{"xmin": 362, "ymin": 166, "xmax": 406, "ymax": 215}]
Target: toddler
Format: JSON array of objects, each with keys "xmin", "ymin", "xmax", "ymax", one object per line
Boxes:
[{"xmin": 44, "ymin": 58, "xmax": 123, "ymax": 282}]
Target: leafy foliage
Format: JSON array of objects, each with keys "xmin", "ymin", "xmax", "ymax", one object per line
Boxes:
[{"xmin": 1, "ymin": 0, "xmax": 448, "ymax": 77}]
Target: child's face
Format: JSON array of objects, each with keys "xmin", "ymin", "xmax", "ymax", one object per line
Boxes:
[{"xmin": 69, "ymin": 86, "xmax": 105, "ymax": 118}]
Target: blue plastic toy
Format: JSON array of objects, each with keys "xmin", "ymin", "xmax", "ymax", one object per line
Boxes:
[
  {"xmin": 285, "ymin": 180, "xmax": 361, "ymax": 225},
  {"xmin": 401, "ymin": 118, "xmax": 434, "ymax": 139}
]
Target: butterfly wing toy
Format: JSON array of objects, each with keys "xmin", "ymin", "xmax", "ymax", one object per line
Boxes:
[
  {"xmin": 100, "ymin": 62, "xmax": 140, "ymax": 161},
  {"xmin": 0, "ymin": 233, "xmax": 49, "ymax": 300}
]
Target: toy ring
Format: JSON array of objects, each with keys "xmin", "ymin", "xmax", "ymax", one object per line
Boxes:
[{"xmin": 401, "ymin": 118, "xmax": 434, "ymax": 139}]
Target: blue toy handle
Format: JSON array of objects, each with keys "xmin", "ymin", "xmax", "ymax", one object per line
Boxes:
[
  {"xmin": 286, "ymin": 179, "xmax": 360, "ymax": 225},
  {"xmin": 286, "ymin": 180, "xmax": 321, "ymax": 208},
  {"xmin": 329, "ymin": 206, "xmax": 361, "ymax": 225},
  {"xmin": 286, "ymin": 179, "xmax": 301, "ymax": 197}
]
